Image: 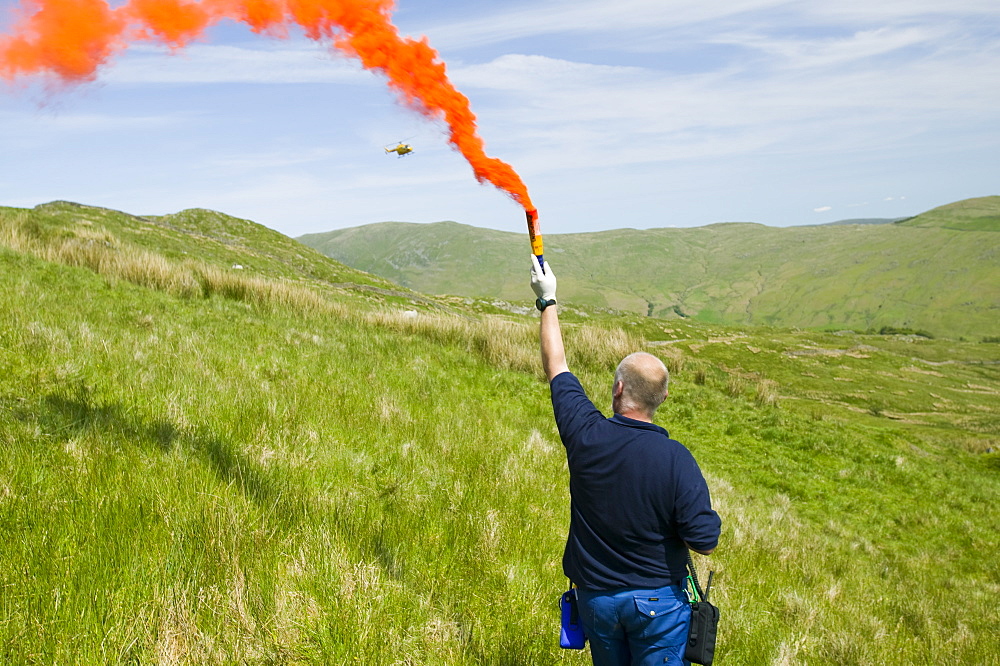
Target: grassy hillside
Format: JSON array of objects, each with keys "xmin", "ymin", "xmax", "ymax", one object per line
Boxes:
[
  {"xmin": 2, "ymin": 201, "xmax": 998, "ymax": 663},
  {"xmin": 299, "ymin": 196, "xmax": 1000, "ymax": 340},
  {"xmin": 898, "ymin": 196, "xmax": 1000, "ymax": 231}
]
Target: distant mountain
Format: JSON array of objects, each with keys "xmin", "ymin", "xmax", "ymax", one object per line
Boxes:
[
  {"xmin": 816, "ymin": 217, "xmax": 905, "ymax": 226},
  {"xmin": 298, "ymin": 196, "xmax": 1000, "ymax": 339}
]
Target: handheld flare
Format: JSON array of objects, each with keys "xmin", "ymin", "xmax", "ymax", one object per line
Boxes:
[{"xmin": 526, "ymin": 209, "xmax": 544, "ymax": 271}]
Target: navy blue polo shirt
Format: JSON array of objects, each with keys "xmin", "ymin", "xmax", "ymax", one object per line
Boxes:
[{"xmin": 551, "ymin": 371, "xmax": 721, "ymax": 590}]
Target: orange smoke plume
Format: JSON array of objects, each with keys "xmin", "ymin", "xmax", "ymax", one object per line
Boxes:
[{"xmin": 0, "ymin": 0, "xmax": 534, "ymax": 211}]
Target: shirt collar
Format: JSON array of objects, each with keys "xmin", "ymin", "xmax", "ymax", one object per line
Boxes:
[{"xmin": 610, "ymin": 413, "xmax": 670, "ymax": 437}]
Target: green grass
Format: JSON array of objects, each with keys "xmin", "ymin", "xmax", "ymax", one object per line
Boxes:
[
  {"xmin": 898, "ymin": 196, "xmax": 1000, "ymax": 231},
  {"xmin": 298, "ymin": 196, "xmax": 1000, "ymax": 340},
  {"xmin": 1, "ymin": 203, "xmax": 998, "ymax": 663},
  {"xmin": 0, "ymin": 248, "xmax": 571, "ymax": 663}
]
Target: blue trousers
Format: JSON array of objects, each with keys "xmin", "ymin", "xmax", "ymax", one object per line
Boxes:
[{"xmin": 576, "ymin": 583, "xmax": 691, "ymax": 666}]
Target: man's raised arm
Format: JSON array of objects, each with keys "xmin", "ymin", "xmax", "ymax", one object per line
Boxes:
[{"xmin": 530, "ymin": 257, "xmax": 569, "ymax": 381}]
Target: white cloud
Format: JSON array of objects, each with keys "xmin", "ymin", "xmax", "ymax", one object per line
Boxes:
[
  {"xmin": 414, "ymin": 0, "xmax": 1000, "ymax": 53},
  {"xmin": 814, "ymin": 206, "xmax": 833, "ymax": 212},
  {"xmin": 445, "ymin": 39, "xmax": 1000, "ymax": 178},
  {"xmin": 452, "ymin": 54, "xmax": 644, "ymax": 92},
  {"xmin": 708, "ymin": 25, "xmax": 947, "ymax": 71},
  {"xmin": 414, "ymin": 0, "xmax": 789, "ymax": 51},
  {"xmin": 808, "ymin": 0, "xmax": 1000, "ymax": 22}
]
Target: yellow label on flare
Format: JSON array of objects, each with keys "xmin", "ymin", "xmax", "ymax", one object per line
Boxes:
[{"xmin": 526, "ymin": 209, "xmax": 544, "ymax": 257}]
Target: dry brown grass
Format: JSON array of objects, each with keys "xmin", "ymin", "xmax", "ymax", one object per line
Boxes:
[
  {"xmin": 155, "ymin": 587, "xmax": 212, "ymax": 665},
  {"xmin": 365, "ymin": 310, "xmax": 643, "ymax": 375},
  {"xmin": 725, "ymin": 374, "xmax": 748, "ymax": 398},
  {"xmin": 364, "ymin": 310, "xmax": 537, "ymax": 372},
  {"xmin": 193, "ymin": 263, "xmax": 344, "ymax": 316},
  {"xmin": 1, "ymin": 211, "xmax": 635, "ymax": 377},
  {"xmin": 0, "ymin": 211, "xmax": 348, "ymax": 318},
  {"xmin": 1, "ymin": 212, "xmax": 203, "ymax": 297},
  {"xmin": 654, "ymin": 344, "xmax": 687, "ymax": 375},
  {"xmin": 716, "ymin": 363, "xmax": 780, "ymax": 408},
  {"xmin": 566, "ymin": 323, "xmax": 643, "ymax": 371},
  {"xmin": 755, "ymin": 378, "xmax": 780, "ymax": 408}
]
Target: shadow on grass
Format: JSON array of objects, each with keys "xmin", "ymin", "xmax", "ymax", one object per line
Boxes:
[
  {"xmin": 39, "ymin": 387, "xmax": 179, "ymax": 452},
  {"xmin": 32, "ymin": 386, "xmax": 286, "ymax": 510},
  {"xmin": 32, "ymin": 384, "xmax": 425, "ymax": 589}
]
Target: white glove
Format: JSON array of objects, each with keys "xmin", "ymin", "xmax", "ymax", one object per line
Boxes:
[{"xmin": 530, "ymin": 256, "xmax": 557, "ymax": 301}]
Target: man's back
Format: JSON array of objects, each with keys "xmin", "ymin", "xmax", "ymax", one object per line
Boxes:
[{"xmin": 551, "ymin": 371, "xmax": 720, "ymax": 590}]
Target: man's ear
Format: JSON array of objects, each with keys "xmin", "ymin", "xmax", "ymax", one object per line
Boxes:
[{"xmin": 613, "ymin": 380, "xmax": 624, "ymax": 398}]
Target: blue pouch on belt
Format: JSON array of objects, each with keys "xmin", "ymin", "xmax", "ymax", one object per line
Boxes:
[{"xmin": 560, "ymin": 585, "xmax": 586, "ymax": 649}]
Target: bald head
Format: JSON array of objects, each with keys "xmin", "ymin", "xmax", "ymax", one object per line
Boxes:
[{"xmin": 612, "ymin": 352, "xmax": 669, "ymax": 420}]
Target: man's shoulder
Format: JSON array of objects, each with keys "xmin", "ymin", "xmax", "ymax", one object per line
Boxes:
[
  {"xmin": 550, "ymin": 370, "xmax": 580, "ymax": 386},
  {"xmin": 550, "ymin": 371, "xmax": 606, "ymax": 433},
  {"xmin": 550, "ymin": 371, "xmax": 588, "ymax": 402}
]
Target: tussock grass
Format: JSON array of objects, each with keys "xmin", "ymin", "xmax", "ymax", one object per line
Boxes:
[
  {"xmin": 654, "ymin": 344, "xmax": 687, "ymax": 375},
  {"xmin": 1, "ymin": 208, "xmax": 638, "ymax": 377},
  {"xmin": 0, "ymin": 210, "xmax": 347, "ymax": 317},
  {"xmin": 364, "ymin": 310, "xmax": 537, "ymax": 372},
  {"xmin": 754, "ymin": 378, "xmax": 780, "ymax": 408},
  {"xmin": 367, "ymin": 309, "xmax": 642, "ymax": 376},
  {"xmin": 712, "ymin": 364, "xmax": 781, "ymax": 409},
  {"xmin": 725, "ymin": 374, "xmax": 747, "ymax": 398},
  {"xmin": 565, "ymin": 323, "xmax": 642, "ymax": 371},
  {"xmin": 195, "ymin": 262, "xmax": 345, "ymax": 316},
  {"xmin": 1, "ymin": 210, "xmax": 202, "ymax": 297}
]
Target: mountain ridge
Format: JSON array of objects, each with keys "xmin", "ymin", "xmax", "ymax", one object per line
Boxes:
[{"xmin": 298, "ymin": 196, "xmax": 1000, "ymax": 339}]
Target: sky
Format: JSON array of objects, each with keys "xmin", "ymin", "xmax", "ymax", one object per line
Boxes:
[{"xmin": 1, "ymin": 0, "xmax": 998, "ymax": 238}]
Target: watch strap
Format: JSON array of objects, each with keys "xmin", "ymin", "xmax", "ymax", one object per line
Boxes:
[{"xmin": 536, "ymin": 298, "xmax": 557, "ymax": 311}]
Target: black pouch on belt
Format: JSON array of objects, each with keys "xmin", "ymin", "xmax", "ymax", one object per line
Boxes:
[
  {"xmin": 685, "ymin": 597, "xmax": 719, "ymax": 665},
  {"xmin": 684, "ymin": 554, "xmax": 719, "ymax": 665}
]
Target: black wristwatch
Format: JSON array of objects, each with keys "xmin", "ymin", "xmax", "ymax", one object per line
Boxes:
[{"xmin": 535, "ymin": 298, "xmax": 557, "ymax": 311}]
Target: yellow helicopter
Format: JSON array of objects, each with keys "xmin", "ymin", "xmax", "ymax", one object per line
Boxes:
[{"xmin": 384, "ymin": 140, "xmax": 414, "ymax": 157}]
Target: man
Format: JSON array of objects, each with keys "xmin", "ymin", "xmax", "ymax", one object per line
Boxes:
[{"xmin": 530, "ymin": 257, "xmax": 721, "ymax": 666}]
